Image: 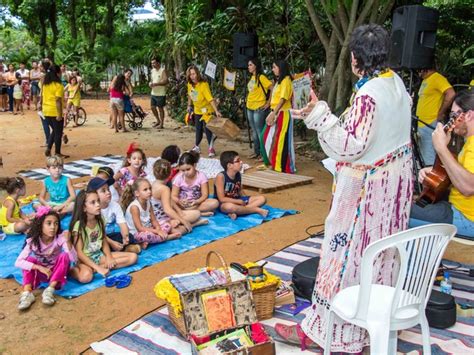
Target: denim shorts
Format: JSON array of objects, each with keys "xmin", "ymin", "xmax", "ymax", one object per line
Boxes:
[
  {"xmin": 110, "ymin": 97, "xmax": 124, "ymax": 110},
  {"xmin": 218, "ymin": 196, "xmax": 250, "ymax": 213}
]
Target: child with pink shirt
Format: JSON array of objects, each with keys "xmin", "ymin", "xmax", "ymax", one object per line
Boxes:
[
  {"xmin": 15, "ymin": 206, "xmax": 76, "ymax": 311},
  {"xmin": 171, "ymin": 151, "xmax": 218, "ymax": 215},
  {"xmin": 113, "ymin": 143, "xmax": 147, "ymax": 196}
]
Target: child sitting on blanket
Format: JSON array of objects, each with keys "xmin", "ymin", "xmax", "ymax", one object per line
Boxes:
[
  {"xmin": 113, "ymin": 143, "xmax": 147, "ymax": 196},
  {"xmin": 69, "ymin": 190, "xmax": 137, "ymax": 283},
  {"xmin": 122, "ymin": 178, "xmax": 181, "ymax": 249},
  {"xmin": 96, "ymin": 166, "xmax": 120, "ymax": 202},
  {"xmin": 15, "ymin": 207, "xmax": 76, "ymax": 310},
  {"xmin": 38, "ymin": 155, "xmax": 76, "ymax": 215},
  {"xmin": 215, "ymin": 151, "xmax": 268, "ymax": 220},
  {"xmin": 87, "ymin": 177, "xmax": 141, "ymax": 254},
  {"xmin": 171, "ymin": 151, "xmax": 218, "ymax": 216},
  {"xmin": 161, "ymin": 145, "xmax": 181, "ymax": 188},
  {"xmin": 152, "ymin": 159, "xmax": 208, "ymax": 236},
  {"xmin": 0, "ymin": 177, "xmax": 32, "ymax": 234}
]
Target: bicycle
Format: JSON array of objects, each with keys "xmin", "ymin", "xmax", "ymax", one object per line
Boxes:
[{"xmin": 65, "ymin": 106, "xmax": 87, "ymax": 127}]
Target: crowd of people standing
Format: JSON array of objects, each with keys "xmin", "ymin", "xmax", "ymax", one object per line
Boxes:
[{"xmin": 0, "ymin": 58, "xmax": 83, "ymax": 159}]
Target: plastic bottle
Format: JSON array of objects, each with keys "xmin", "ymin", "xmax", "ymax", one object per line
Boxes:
[{"xmin": 440, "ymin": 271, "xmax": 452, "ymax": 295}]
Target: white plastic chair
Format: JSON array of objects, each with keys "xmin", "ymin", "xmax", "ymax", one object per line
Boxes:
[{"xmin": 323, "ymin": 224, "xmax": 457, "ymax": 355}]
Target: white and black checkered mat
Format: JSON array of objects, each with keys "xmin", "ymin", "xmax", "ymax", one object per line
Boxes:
[
  {"xmin": 18, "ymin": 154, "xmax": 123, "ymax": 181},
  {"xmin": 18, "ymin": 155, "xmax": 250, "ymax": 181}
]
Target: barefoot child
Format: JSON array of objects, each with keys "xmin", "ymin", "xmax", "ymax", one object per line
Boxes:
[
  {"xmin": 122, "ymin": 178, "xmax": 181, "ymax": 248},
  {"xmin": 152, "ymin": 159, "xmax": 208, "ymax": 236},
  {"xmin": 114, "ymin": 143, "xmax": 147, "ymax": 196},
  {"xmin": 69, "ymin": 190, "xmax": 137, "ymax": 283},
  {"xmin": 87, "ymin": 177, "xmax": 141, "ymax": 254},
  {"xmin": 15, "ymin": 207, "xmax": 76, "ymax": 310},
  {"xmin": 0, "ymin": 177, "xmax": 32, "ymax": 234},
  {"xmin": 38, "ymin": 155, "xmax": 76, "ymax": 215},
  {"xmin": 171, "ymin": 151, "xmax": 218, "ymax": 215},
  {"xmin": 215, "ymin": 151, "xmax": 268, "ymax": 219}
]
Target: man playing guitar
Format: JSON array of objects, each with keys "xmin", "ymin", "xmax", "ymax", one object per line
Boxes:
[{"xmin": 410, "ymin": 90, "xmax": 474, "ymax": 238}]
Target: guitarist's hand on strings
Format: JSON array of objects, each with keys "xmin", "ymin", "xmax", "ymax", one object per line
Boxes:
[{"xmin": 418, "ymin": 167, "xmax": 433, "ymax": 184}]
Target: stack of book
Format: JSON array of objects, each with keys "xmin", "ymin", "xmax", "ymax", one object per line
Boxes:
[
  {"xmin": 197, "ymin": 328, "xmax": 254, "ymax": 354},
  {"xmin": 274, "ymin": 280, "xmax": 295, "ymax": 307},
  {"xmin": 275, "ymin": 298, "xmax": 311, "ymax": 316}
]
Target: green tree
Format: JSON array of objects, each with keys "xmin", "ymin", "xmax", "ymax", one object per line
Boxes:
[{"xmin": 305, "ymin": 0, "xmax": 396, "ymax": 110}]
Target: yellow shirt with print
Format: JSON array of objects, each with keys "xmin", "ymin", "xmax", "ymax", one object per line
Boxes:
[
  {"xmin": 187, "ymin": 81, "xmax": 214, "ymax": 115},
  {"xmin": 449, "ymin": 135, "xmax": 474, "ymax": 221},
  {"xmin": 42, "ymin": 82, "xmax": 64, "ymax": 117},
  {"xmin": 270, "ymin": 76, "xmax": 292, "ymax": 110},
  {"xmin": 416, "ymin": 72, "xmax": 452, "ymax": 127},
  {"xmin": 246, "ymin": 74, "xmax": 272, "ymax": 110}
]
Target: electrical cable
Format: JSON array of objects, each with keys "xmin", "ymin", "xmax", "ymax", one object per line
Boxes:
[{"xmin": 305, "ymin": 224, "xmax": 324, "ymax": 238}]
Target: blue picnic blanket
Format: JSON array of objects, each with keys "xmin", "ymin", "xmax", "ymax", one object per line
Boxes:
[{"xmin": 0, "ymin": 204, "xmax": 296, "ymax": 298}]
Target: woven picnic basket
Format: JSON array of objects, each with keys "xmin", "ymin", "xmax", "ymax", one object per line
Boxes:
[
  {"xmin": 167, "ymin": 251, "xmax": 245, "ymax": 337},
  {"xmin": 167, "ymin": 251, "xmax": 277, "ymax": 336},
  {"xmin": 251, "ymin": 281, "xmax": 278, "ymax": 321}
]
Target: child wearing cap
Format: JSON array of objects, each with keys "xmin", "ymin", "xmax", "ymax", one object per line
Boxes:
[{"xmin": 87, "ymin": 177, "xmax": 141, "ymax": 254}]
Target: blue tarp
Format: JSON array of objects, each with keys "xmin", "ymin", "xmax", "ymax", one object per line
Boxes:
[{"xmin": 0, "ymin": 204, "xmax": 296, "ymax": 298}]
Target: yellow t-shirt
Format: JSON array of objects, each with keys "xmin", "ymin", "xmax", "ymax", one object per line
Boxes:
[
  {"xmin": 187, "ymin": 81, "xmax": 214, "ymax": 115},
  {"xmin": 270, "ymin": 76, "xmax": 292, "ymax": 110},
  {"xmin": 246, "ymin": 74, "xmax": 272, "ymax": 110},
  {"xmin": 42, "ymin": 82, "xmax": 64, "ymax": 117},
  {"xmin": 416, "ymin": 72, "xmax": 452, "ymax": 127},
  {"xmin": 67, "ymin": 83, "xmax": 81, "ymax": 107},
  {"xmin": 0, "ymin": 196, "xmax": 20, "ymax": 227},
  {"xmin": 449, "ymin": 135, "xmax": 474, "ymax": 221}
]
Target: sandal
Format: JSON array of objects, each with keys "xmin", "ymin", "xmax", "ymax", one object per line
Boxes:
[
  {"xmin": 274, "ymin": 323, "xmax": 319, "ymax": 351},
  {"xmin": 249, "ymin": 153, "xmax": 258, "ymax": 159},
  {"xmin": 105, "ymin": 274, "xmax": 132, "ymax": 288}
]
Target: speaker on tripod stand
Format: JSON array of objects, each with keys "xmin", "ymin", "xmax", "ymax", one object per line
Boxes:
[
  {"xmin": 232, "ymin": 33, "xmax": 259, "ymax": 148},
  {"xmin": 389, "ymin": 5, "xmax": 440, "ymax": 191},
  {"xmin": 389, "ymin": 5, "xmax": 439, "ymax": 70}
]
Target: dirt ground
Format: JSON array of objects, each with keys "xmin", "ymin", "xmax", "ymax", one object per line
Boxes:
[{"xmin": 0, "ymin": 98, "xmax": 334, "ymax": 354}]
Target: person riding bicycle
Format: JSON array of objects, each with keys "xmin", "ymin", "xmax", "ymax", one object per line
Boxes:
[{"xmin": 64, "ymin": 76, "xmax": 81, "ymax": 127}]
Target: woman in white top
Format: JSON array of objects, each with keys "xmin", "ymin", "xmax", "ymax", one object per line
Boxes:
[{"xmin": 275, "ymin": 24, "xmax": 413, "ymax": 353}]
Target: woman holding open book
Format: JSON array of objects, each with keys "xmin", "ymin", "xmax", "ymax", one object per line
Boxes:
[{"xmin": 275, "ymin": 24, "xmax": 413, "ymax": 353}]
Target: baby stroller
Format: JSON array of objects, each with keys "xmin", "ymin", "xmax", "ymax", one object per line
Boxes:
[{"xmin": 124, "ymin": 96, "xmax": 147, "ymax": 130}]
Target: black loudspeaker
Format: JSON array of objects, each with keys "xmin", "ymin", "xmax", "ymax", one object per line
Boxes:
[
  {"xmin": 232, "ymin": 33, "xmax": 258, "ymax": 69},
  {"xmin": 389, "ymin": 5, "xmax": 439, "ymax": 70}
]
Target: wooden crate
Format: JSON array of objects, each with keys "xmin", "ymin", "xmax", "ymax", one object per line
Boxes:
[
  {"xmin": 242, "ymin": 170, "xmax": 314, "ymax": 193},
  {"xmin": 206, "ymin": 117, "xmax": 241, "ymax": 139}
]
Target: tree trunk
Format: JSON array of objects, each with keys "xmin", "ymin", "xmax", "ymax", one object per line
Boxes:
[
  {"xmin": 38, "ymin": 12, "xmax": 48, "ymax": 58},
  {"xmin": 164, "ymin": 0, "xmax": 184, "ymax": 76},
  {"xmin": 305, "ymin": 0, "xmax": 397, "ymax": 111},
  {"xmin": 70, "ymin": 0, "xmax": 78, "ymax": 41},
  {"xmin": 320, "ymin": 32, "xmax": 339, "ymax": 102},
  {"xmin": 104, "ymin": 0, "xmax": 115, "ymax": 38},
  {"xmin": 48, "ymin": 1, "xmax": 59, "ymax": 61}
]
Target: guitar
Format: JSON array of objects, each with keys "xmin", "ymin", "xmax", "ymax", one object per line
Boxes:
[{"xmin": 416, "ymin": 114, "xmax": 461, "ymax": 206}]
